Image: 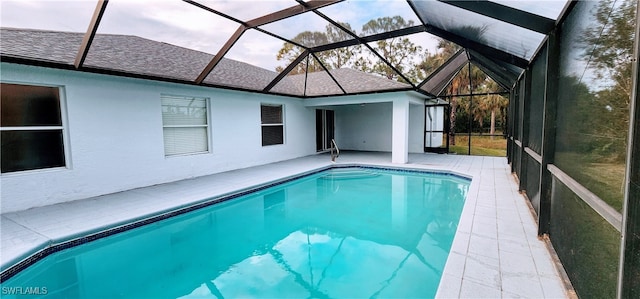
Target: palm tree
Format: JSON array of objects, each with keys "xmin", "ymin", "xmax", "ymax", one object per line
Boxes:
[
  {"xmin": 477, "ymin": 80, "xmax": 508, "ymax": 138},
  {"xmin": 444, "ymin": 62, "xmax": 486, "ymax": 144}
]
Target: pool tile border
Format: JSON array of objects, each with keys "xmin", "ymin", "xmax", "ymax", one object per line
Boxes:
[{"xmin": 1, "ymin": 164, "xmax": 468, "ymax": 282}]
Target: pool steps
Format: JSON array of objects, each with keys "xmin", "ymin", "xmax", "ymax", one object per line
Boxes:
[{"xmin": 320, "ymin": 168, "xmax": 381, "ymax": 180}]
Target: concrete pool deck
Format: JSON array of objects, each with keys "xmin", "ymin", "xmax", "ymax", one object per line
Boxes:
[{"xmin": 1, "ymin": 152, "xmax": 572, "ymax": 298}]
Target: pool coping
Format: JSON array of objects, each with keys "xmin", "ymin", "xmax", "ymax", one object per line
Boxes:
[
  {"xmin": 1, "ymin": 153, "xmax": 571, "ymax": 298},
  {"xmin": 0, "ymin": 162, "xmax": 472, "ymax": 283}
]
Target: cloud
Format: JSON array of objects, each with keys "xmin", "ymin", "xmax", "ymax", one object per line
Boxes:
[
  {"xmin": 259, "ymin": 10, "xmax": 330, "ymax": 42},
  {"xmin": 198, "ymin": 0, "xmax": 296, "ymax": 22},
  {"xmin": 0, "ymin": 0, "xmax": 439, "ymax": 72},
  {"xmin": 0, "ymin": 0, "xmax": 97, "ymax": 32},
  {"xmin": 95, "ymin": 0, "xmax": 241, "ymax": 55},
  {"xmin": 318, "ymin": 0, "xmax": 423, "ymax": 33},
  {"xmin": 225, "ymin": 29, "xmax": 285, "ymax": 72}
]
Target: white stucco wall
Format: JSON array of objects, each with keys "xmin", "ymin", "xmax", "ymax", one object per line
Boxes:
[
  {"xmin": 335, "ymin": 102, "xmax": 393, "ymax": 151},
  {"xmin": 0, "ymin": 63, "xmax": 316, "ymax": 212},
  {"xmin": 334, "ymin": 101, "xmax": 424, "ymax": 153},
  {"xmin": 408, "ymin": 102, "xmax": 426, "ymax": 153}
]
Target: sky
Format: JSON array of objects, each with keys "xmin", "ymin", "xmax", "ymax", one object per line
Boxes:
[{"xmin": 0, "ymin": 0, "xmax": 443, "ymax": 72}]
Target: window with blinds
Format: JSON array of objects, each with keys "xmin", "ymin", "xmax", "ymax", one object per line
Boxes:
[
  {"xmin": 161, "ymin": 95, "xmax": 209, "ymax": 156},
  {"xmin": 1, "ymin": 83, "xmax": 66, "ymax": 173},
  {"xmin": 261, "ymin": 104, "xmax": 284, "ymax": 146}
]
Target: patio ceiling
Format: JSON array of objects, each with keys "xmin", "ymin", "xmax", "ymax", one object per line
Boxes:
[{"xmin": 0, "ymin": 0, "xmax": 571, "ymax": 98}]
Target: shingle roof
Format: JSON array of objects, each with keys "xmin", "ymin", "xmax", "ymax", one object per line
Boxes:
[
  {"xmin": 1, "ymin": 28, "xmax": 412, "ymax": 97},
  {"xmin": 272, "ymin": 68, "xmax": 411, "ymax": 96},
  {"xmin": 0, "ymin": 28, "xmax": 82, "ymax": 64},
  {"xmin": 326, "ymin": 68, "xmax": 410, "ymax": 94}
]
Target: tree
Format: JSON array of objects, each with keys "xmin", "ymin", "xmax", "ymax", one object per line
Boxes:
[
  {"xmin": 575, "ymin": 0, "xmax": 636, "ymax": 161},
  {"xmin": 276, "ymin": 32, "xmax": 326, "ymax": 74},
  {"xmin": 459, "ymin": 95, "xmax": 487, "ymax": 133},
  {"xmin": 318, "ymin": 22, "xmax": 357, "ymax": 69},
  {"xmin": 415, "ymin": 39, "xmax": 461, "ymax": 79},
  {"xmin": 418, "ymin": 40, "xmax": 462, "ymax": 144},
  {"xmin": 445, "ymin": 61, "xmax": 487, "ymax": 144},
  {"xmin": 425, "ymin": 26, "xmax": 488, "ymax": 146},
  {"xmin": 580, "ymin": 0, "xmax": 635, "ymax": 95},
  {"xmin": 275, "ymin": 23, "xmax": 357, "ymax": 74},
  {"xmin": 418, "ymin": 39, "xmax": 490, "ymax": 145},
  {"xmin": 476, "ymin": 80, "xmax": 508, "ymax": 138},
  {"xmin": 276, "ymin": 16, "xmax": 423, "ymax": 83},
  {"xmin": 355, "ymin": 16, "xmax": 422, "ymax": 82}
]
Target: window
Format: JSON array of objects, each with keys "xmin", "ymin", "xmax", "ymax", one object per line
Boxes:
[
  {"xmin": 261, "ymin": 104, "xmax": 284, "ymax": 146},
  {"xmin": 161, "ymin": 95, "xmax": 209, "ymax": 156},
  {"xmin": 1, "ymin": 83, "xmax": 66, "ymax": 173}
]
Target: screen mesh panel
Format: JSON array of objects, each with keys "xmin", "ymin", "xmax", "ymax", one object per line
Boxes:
[
  {"xmin": 550, "ymin": 177, "xmax": 620, "ymax": 298},
  {"xmin": 527, "ymin": 44, "xmax": 547, "ymax": 154},
  {"xmin": 525, "ymin": 154, "xmax": 541, "ymax": 213}
]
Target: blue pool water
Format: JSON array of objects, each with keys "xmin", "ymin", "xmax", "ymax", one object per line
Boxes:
[{"xmin": 2, "ymin": 167, "xmax": 469, "ymax": 298}]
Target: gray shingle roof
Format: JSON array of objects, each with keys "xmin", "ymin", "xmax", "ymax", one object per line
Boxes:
[
  {"xmin": 1, "ymin": 28, "xmax": 411, "ymax": 96},
  {"xmin": 326, "ymin": 68, "xmax": 410, "ymax": 94},
  {"xmin": 0, "ymin": 28, "xmax": 82, "ymax": 64},
  {"xmin": 273, "ymin": 68, "xmax": 412, "ymax": 96}
]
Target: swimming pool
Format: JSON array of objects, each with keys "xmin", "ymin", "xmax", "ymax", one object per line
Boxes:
[{"xmin": 1, "ymin": 167, "xmax": 469, "ymax": 298}]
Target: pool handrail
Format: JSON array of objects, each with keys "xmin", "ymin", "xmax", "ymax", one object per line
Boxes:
[{"xmin": 331, "ymin": 139, "xmax": 340, "ymax": 162}]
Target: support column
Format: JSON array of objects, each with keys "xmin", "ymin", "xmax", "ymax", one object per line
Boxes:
[
  {"xmin": 618, "ymin": 3, "xmax": 640, "ymax": 297},
  {"xmin": 518, "ymin": 69, "xmax": 531, "ymax": 191},
  {"xmin": 509, "ymin": 82, "xmax": 520, "ymax": 173},
  {"xmin": 392, "ymin": 98, "xmax": 410, "ymax": 164},
  {"xmin": 539, "ymin": 31, "xmax": 559, "ymax": 236}
]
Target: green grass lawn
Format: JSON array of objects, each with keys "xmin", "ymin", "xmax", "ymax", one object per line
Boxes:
[
  {"xmin": 448, "ymin": 135, "xmax": 507, "ymax": 157},
  {"xmin": 555, "ymin": 152, "xmax": 625, "ymax": 212},
  {"xmin": 550, "ymin": 181, "xmax": 621, "ymax": 299}
]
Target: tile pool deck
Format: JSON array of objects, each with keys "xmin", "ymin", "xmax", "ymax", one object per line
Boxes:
[{"xmin": 1, "ymin": 152, "xmax": 572, "ymax": 298}]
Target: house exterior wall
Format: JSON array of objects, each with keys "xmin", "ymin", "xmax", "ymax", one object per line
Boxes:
[
  {"xmin": 0, "ymin": 63, "xmax": 316, "ymax": 212},
  {"xmin": 335, "ymin": 102, "xmax": 393, "ymax": 152},
  {"xmin": 408, "ymin": 102, "xmax": 426, "ymax": 153},
  {"xmin": 334, "ymin": 101, "xmax": 425, "ymax": 153}
]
